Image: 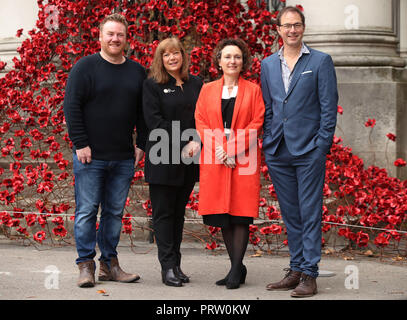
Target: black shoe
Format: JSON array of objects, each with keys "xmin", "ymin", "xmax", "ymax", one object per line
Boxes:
[
  {"xmin": 215, "ymin": 270, "xmax": 231, "ymax": 286},
  {"xmin": 217, "ymin": 265, "xmax": 247, "ymax": 286},
  {"xmin": 161, "ymin": 268, "xmax": 182, "ymax": 287},
  {"xmin": 174, "ymin": 266, "xmax": 190, "ymax": 283},
  {"xmin": 226, "ymin": 265, "xmax": 247, "ymax": 290}
]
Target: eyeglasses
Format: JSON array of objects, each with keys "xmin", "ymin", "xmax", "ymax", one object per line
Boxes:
[{"xmin": 279, "ymin": 23, "xmax": 304, "ymax": 30}]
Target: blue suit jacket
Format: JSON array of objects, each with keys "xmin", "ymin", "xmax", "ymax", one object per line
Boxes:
[{"xmin": 261, "ymin": 45, "xmax": 338, "ymax": 156}]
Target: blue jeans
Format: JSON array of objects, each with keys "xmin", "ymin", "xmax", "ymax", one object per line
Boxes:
[{"xmin": 73, "ymin": 154, "xmax": 134, "ymax": 266}]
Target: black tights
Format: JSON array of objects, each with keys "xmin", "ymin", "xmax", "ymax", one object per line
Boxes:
[{"xmin": 221, "ymin": 223, "xmax": 249, "ymax": 280}]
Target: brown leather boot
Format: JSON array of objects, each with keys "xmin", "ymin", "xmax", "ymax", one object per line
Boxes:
[
  {"xmin": 99, "ymin": 257, "xmax": 140, "ymax": 283},
  {"xmin": 98, "ymin": 260, "xmax": 111, "ymax": 281},
  {"xmin": 266, "ymin": 268, "xmax": 301, "ymax": 291},
  {"xmin": 77, "ymin": 260, "xmax": 95, "ymax": 288},
  {"xmin": 291, "ymin": 273, "xmax": 318, "ymax": 298}
]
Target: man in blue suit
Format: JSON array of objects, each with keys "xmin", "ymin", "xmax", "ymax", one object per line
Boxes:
[{"xmin": 261, "ymin": 6, "xmax": 338, "ymax": 298}]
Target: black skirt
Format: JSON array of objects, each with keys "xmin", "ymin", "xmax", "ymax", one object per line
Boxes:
[{"xmin": 203, "ymin": 214, "xmax": 253, "ymax": 228}]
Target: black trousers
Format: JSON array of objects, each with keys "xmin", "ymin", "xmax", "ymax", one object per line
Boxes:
[{"xmin": 149, "ymin": 182, "xmax": 195, "ymax": 270}]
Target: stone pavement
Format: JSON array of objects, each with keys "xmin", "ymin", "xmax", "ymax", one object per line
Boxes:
[{"xmin": 0, "ymin": 239, "xmax": 406, "ymax": 303}]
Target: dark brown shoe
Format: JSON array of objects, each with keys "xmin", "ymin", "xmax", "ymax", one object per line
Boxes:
[
  {"xmin": 77, "ymin": 260, "xmax": 95, "ymax": 288},
  {"xmin": 291, "ymin": 273, "xmax": 318, "ymax": 298},
  {"xmin": 99, "ymin": 257, "xmax": 140, "ymax": 283},
  {"xmin": 266, "ymin": 268, "xmax": 301, "ymax": 291}
]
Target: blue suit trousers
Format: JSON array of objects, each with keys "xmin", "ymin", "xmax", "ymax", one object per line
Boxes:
[{"xmin": 264, "ymin": 138, "xmax": 326, "ymax": 278}]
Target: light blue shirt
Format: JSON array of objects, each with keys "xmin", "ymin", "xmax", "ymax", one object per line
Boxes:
[{"xmin": 278, "ymin": 43, "xmax": 310, "ymax": 93}]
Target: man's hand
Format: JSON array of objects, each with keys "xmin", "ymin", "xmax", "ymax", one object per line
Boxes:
[
  {"xmin": 76, "ymin": 146, "xmax": 92, "ymax": 164},
  {"xmin": 134, "ymin": 146, "xmax": 144, "ymax": 167}
]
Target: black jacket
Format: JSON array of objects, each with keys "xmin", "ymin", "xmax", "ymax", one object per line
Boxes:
[{"xmin": 143, "ymin": 74, "xmax": 203, "ymax": 186}]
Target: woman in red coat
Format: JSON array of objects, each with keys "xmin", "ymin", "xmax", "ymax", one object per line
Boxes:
[{"xmin": 195, "ymin": 39, "xmax": 265, "ymax": 289}]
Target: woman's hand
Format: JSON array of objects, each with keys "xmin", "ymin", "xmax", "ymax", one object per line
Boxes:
[
  {"xmin": 215, "ymin": 146, "xmax": 236, "ymax": 168},
  {"xmin": 215, "ymin": 146, "xmax": 227, "ymax": 162},
  {"xmin": 182, "ymin": 141, "xmax": 201, "ymax": 158},
  {"xmin": 223, "ymin": 156, "xmax": 236, "ymax": 168},
  {"xmin": 134, "ymin": 146, "xmax": 144, "ymax": 167}
]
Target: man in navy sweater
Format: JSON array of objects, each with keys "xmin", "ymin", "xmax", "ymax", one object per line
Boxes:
[{"xmin": 63, "ymin": 13, "xmax": 147, "ymax": 288}]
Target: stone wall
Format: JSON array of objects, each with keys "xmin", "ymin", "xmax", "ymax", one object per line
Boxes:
[{"xmin": 0, "ymin": 0, "xmax": 37, "ymax": 76}]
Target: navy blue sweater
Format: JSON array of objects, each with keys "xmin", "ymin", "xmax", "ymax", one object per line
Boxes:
[{"xmin": 63, "ymin": 53, "xmax": 147, "ymax": 160}]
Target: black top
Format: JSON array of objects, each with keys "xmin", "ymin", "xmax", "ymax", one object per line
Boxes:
[
  {"xmin": 63, "ymin": 53, "xmax": 147, "ymax": 160},
  {"xmin": 143, "ymin": 74, "xmax": 203, "ymax": 186},
  {"xmin": 221, "ymin": 97, "xmax": 236, "ymax": 129}
]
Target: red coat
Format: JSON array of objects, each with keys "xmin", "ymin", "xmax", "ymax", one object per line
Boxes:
[{"xmin": 195, "ymin": 76, "xmax": 265, "ymax": 218}]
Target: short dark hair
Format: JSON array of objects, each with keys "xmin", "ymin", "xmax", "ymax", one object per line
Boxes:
[
  {"xmin": 212, "ymin": 38, "xmax": 252, "ymax": 74},
  {"xmin": 276, "ymin": 6, "xmax": 305, "ymax": 26}
]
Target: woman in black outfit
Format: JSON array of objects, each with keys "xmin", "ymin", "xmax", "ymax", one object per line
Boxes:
[{"xmin": 143, "ymin": 37, "xmax": 203, "ymax": 287}]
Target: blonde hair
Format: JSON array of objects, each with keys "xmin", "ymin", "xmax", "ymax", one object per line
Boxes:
[
  {"xmin": 149, "ymin": 37, "xmax": 189, "ymax": 84},
  {"xmin": 99, "ymin": 13, "xmax": 128, "ymax": 34}
]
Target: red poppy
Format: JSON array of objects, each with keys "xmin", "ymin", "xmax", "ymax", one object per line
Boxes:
[
  {"xmin": 25, "ymin": 214, "xmax": 37, "ymax": 227},
  {"xmin": 52, "ymin": 225, "xmax": 67, "ymax": 238},
  {"xmin": 268, "ymin": 184, "xmax": 277, "ymax": 199},
  {"xmin": 260, "ymin": 226, "xmax": 272, "ymax": 235},
  {"xmin": 389, "ymin": 230, "xmax": 401, "ymax": 241},
  {"xmin": 364, "ymin": 118, "xmax": 376, "ymax": 127},
  {"xmin": 296, "ymin": 5, "xmax": 304, "ymax": 11},
  {"xmin": 259, "ymin": 197, "xmax": 267, "ymax": 207},
  {"xmin": 266, "ymin": 206, "xmax": 280, "ymax": 220},
  {"xmin": 17, "ymin": 226, "xmax": 29, "ymax": 236},
  {"xmin": 122, "ymin": 224, "xmax": 132, "ymax": 234},
  {"xmin": 33, "ymin": 230, "xmax": 46, "ymax": 243},
  {"xmin": 270, "ymin": 224, "xmax": 282, "ymax": 235},
  {"xmin": 12, "ymin": 208, "xmax": 24, "ymax": 218},
  {"xmin": 374, "ymin": 232, "xmax": 390, "ymax": 248},
  {"xmin": 386, "ymin": 133, "xmax": 396, "ymax": 141},
  {"xmin": 249, "ymin": 234, "xmax": 260, "ymax": 246},
  {"xmin": 37, "ymin": 215, "xmax": 48, "ymax": 227},
  {"xmin": 142, "ymin": 199, "xmax": 152, "ymax": 216},
  {"xmin": 394, "ymin": 158, "xmax": 406, "ymax": 167},
  {"xmin": 190, "ymin": 65, "xmax": 200, "ymax": 76},
  {"xmin": 355, "ymin": 231, "xmax": 369, "ymax": 247},
  {"xmin": 209, "ymin": 226, "xmax": 221, "ymax": 237},
  {"xmin": 205, "ymin": 241, "xmax": 218, "ymax": 250},
  {"xmin": 338, "ymin": 228, "xmax": 356, "ymax": 241}
]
